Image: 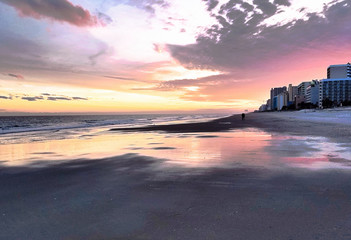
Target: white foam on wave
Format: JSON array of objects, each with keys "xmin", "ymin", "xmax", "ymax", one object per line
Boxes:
[{"xmin": 0, "ymin": 114, "xmax": 228, "ymax": 144}]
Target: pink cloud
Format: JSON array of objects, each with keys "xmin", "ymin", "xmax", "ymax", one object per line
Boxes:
[{"xmin": 1, "ymin": 0, "xmax": 98, "ymax": 27}]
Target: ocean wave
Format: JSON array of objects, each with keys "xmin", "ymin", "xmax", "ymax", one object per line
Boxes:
[{"xmin": 0, "ymin": 114, "xmax": 226, "ymax": 136}]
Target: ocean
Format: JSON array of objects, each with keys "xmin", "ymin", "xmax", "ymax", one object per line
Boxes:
[{"xmin": 0, "ymin": 114, "xmax": 227, "ymax": 144}]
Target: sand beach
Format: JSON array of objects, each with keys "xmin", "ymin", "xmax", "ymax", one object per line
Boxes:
[
  {"xmin": 112, "ymin": 108, "xmax": 351, "ymax": 140},
  {"xmin": 1, "ymin": 110, "xmax": 351, "ymax": 239}
]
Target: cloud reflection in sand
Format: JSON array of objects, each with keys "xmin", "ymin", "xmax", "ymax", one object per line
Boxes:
[{"xmin": 0, "ymin": 128, "xmax": 350, "ymax": 170}]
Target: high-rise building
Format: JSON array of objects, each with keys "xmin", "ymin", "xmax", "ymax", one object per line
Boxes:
[
  {"xmin": 297, "ymin": 82, "xmax": 311, "ymax": 96},
  {"xmin": 327, "ymin": 63, "xmax": 351, "ymax": 79},
  {"xmin": 295, "ymin": 95, "xmax": 306, "ymax": 109},
  {"xmin": 319, "ymin": 79, "xmax": 351, "ymax": 108},
  {"xmin": 259, "ymin": 104, "xmax": 267, "ymax": 112},
  {"xmin": 306, "ymin": 80, "xmax": 319, "ymax": 105},
  {"xmin": 319, "ymin": 63, "xmax": 351, "ymax": 108},
  {"xmin": 270, "ymin": 87, "xmax": 286, "ymax": 110},
  {"xmin": 266, "ymin": 99, "xmax": 271, "ymax": 111},
  {"xmin": 277, "ymin": 91, "xmax": 289, "ymax": 110},
  {"xmin": 288, "ymin": 84, "xmax": 298, "ymax": 102}
]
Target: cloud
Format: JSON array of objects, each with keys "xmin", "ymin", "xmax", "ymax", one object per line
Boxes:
[
  {"xmin": 0, "ymin": 109, "xmax": 6, "ymax": 112},
  {"xmin": 21, "ymin": 96, "xmax": 44, "ymax": 101},
  {"xmin": 97, "ymin": 12, "xmax": 113, "ymax": 25},
  {"xmin": 253, "ymin": 0, "xmax": 278, "ymax": 16},
  {"xmin": 128, "ymin": 0, "xmax": 170, "ymax": 14},
  {"xmin": 104, "ymin": 75, "xmax": 153, "ymax": 83},
  {"xmin": 47, "ymin": 96, "xmax": 89, "ymax": 101},
  {"xmin": 167, "ymin": 0, "xmax": 351, "ymax": 72},
  {"xmin": 104, "ymin": 75, "xmax": 136, "ymax": 81},
  {"xmin": 204, "ymin": 0, "xmax": 219, "ymax": 11},
  {"xmin": 72, "ymin": 97, "xmax": 88, "ymax": 100},
  {"xmin": 0, "ymin": 0, "xmax": 98, "ymax": 27},
  {"xmin": 47, "ymin": 96, "xmax": 72, "ymax": 101},
  {"xmin": 0, "ymin": 26, "xmax": 112, "ymax": 77},
  {"xmin": 133, "ymin": 73, "xmax": 243, "ymax": 90},
  {"xmin": 0, "ymin": 33, "xmax": 46, "ymax": 72},
  {"xmin": 0, "ymin": 95, "xmax": 11, "ymax": 100},
  {"xmin": 273, "ymin": 0, "xmax": 291, "ymax": 7},
  {"xmin": 89, "ymin": 48, "xmax": 107, "ymax": 66},
  {"xmin": 17, "ymin": 94, "xmax": 89, "ymax": 101},
  {"xmin": 154, "ymin": 77, "xmax": 218, "ymax": 90},
  {"xmin": 7, "ymin": 73, "xmax": 24, "ymax": 80}
]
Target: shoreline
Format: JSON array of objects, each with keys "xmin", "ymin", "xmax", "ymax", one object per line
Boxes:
[
  {"xmin": 111, "ymin": 110, "xmax": 351, "ymax": 140},
  {"xmin": 111, "ymin": 114, "xmax": 250, "ymax": 132}
]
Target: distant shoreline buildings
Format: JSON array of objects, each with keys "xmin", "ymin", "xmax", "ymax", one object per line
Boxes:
[{"xmin": 258, "ymin": 63, "xmax": 351, "ymax": 111}]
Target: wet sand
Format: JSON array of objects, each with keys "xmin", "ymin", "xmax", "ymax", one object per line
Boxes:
[
  {"xmin": 1, "ymin": 112, "xmax": 351, "ymax": 239},
  {"xmin": 112, "ymin": 111, "xmax": 351, "ymax": 140},
  {"xmin": 1, "ymin": 155, "xmax": 351, "ymax": 239}
]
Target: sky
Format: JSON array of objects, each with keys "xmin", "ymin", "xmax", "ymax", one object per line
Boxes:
[{"xmin": 0, "ymin": 0, "xmax": 351, "ymax": 114}]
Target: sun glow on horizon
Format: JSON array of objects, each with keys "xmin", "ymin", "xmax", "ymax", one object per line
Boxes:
[
  {"xmin": 183, "ymin": 86, "xmax": 200, "ymax": 92},
  {"xmin": 0, "ymin": 0, "xmax": 350, "ymax": 113},
  {"xmin": 151, "ymin": 65, "xmax": 222, "ymax": 81},
  {"xmin": 0, "ymin": 78, "xmax": 248, "ymax": 113}
]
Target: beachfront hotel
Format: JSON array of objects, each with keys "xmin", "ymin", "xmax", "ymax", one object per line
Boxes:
[
  {"xmin": 319, "ymin": 79, "xmax": 351, "ymax": 108},
  {"xmin": 260, "ymin": 63, "xmax": 351, "ymax": 111},
  {"xmin": 270, "ymin": 87, "xmax": 287, "ymax": 110},
  {"xmin": 306, "ymin": 80, "xmax": 319, "ymax": 106},
  {"xmin": 319, "ymin": 63, "xmax": 351, "ymax": 108},
  {"xmin": 288, "ymin": 84, "xmax": 298, "ymax": 102},
  {"xmin": 327, "ymin": 63, "xmax": 351, "ymax": 79},
  {"xmin": 297, "ymin": 82, "xmax": 311, "ymax": 97}
]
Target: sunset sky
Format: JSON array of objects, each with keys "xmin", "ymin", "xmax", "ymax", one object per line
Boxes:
[{"xmin": 0, "ymin": 0, "xmax": 350, "ymax": 114}]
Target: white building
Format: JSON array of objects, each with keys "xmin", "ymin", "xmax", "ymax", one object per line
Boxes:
[
  {"xmin": 277, "ymin": 91, "xmax": 289, "ymax": 110},
  {"xmin": 306, "ymin": 80, "xmax": 320, "ymax": 105}
]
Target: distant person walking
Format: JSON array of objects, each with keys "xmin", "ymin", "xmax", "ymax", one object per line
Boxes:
[{"xmin": 241, "ymin": 113, "xmax": 245, "ymax": 120}]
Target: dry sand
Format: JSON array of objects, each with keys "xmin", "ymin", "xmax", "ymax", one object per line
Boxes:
[{"xmin": 1, "ymin": 111, "xmax": 351, "ymax": 239}]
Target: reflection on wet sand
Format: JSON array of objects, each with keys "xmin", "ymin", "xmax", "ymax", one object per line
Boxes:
[
  {"xmin": 0, "ymin": 128, "xmax": 350, "ymax": 170},
  {"xmin": 1, "ymin": 152, "xmax": 351, "ymax": 239}
]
